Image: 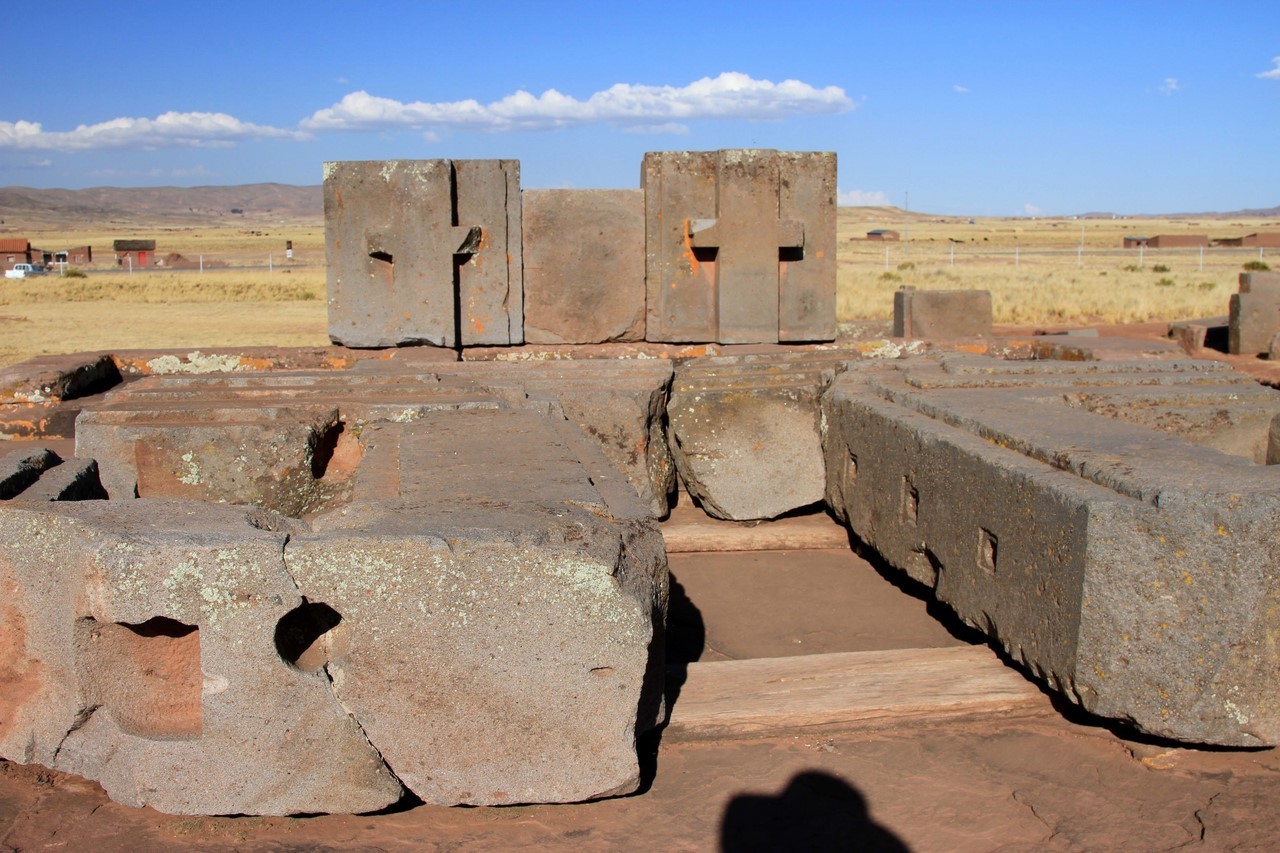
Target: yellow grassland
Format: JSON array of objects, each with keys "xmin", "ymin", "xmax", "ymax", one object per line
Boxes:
[{"xmin": 0, "ymin": 211, "xmax": 1275, "ymax": 367}]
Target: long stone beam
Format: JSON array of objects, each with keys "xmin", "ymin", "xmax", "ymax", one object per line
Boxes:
[{"xmin": 822, "ymin": 354, "xmax": 1280, "ymax": 745}]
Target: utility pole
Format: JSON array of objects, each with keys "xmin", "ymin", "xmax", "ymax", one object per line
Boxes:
[{"xmin": 904, "ymin": 191, "xmax": 910, "ymax": 252}]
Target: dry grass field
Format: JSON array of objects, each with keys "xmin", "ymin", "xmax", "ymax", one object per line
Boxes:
[
  {"xmin": 0, "ymin": 210, "xmax": 1275, "ymax": 367},
  {"xmin": 837, "ymin": 207, "xmax": 1279, "ymax": 325}
]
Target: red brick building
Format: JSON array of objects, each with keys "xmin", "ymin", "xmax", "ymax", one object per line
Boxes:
[{"xmin": 114, "ymin": 239, "xmax": 156, "ymax": 268}]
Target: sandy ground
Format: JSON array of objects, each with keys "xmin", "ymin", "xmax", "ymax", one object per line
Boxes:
[{"xmin": 4, "ymin": 517, "xmax": 1280, "ymax": 851}]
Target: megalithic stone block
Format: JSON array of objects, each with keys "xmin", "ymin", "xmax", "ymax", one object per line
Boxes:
[
  {"xmin": 324, "ymin": 159, "xmax": 523, "ymax": 348},
  {"xmin": 893, "ymin": 288, "xmax": 994, "ymax": 338},
  {"xmin": 0, "ymin": 500, "xmax": 403, "ymax": 815},
  {"xmin": 1229, "ymin": 291, "xmax": 1280, "ymax": 355},
  {"xmin": 642, "ymin": 149, "xmax": 836, "ymax": 344},
  {"xmin": 822, "ymin": 355, "xmax": 1280, "ymax": 746},
  {"xmin": 522, "ymin": 189, "xmax": 646, "ymax": 344}
]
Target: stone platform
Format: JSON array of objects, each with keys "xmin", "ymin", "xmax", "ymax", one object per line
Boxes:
[{"xmin": 3, "ymin": 334, "xmax": 1280, "ymax": 816}]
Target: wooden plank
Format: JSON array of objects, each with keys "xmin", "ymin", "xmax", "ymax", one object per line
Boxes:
[
  {"xmin": 664, "ymin": 646, "xmax": 1048, "ymax": 740},
  {"xmin": 661, "ymin": 504, "xmax": 850, "ymax": 553}
]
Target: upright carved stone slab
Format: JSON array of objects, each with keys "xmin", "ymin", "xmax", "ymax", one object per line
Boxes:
[
  {"xmin": 324, "ymin": 159, "xmax": 523, "ymax": 348},
  {"xmin": 642, "ymin": 149, "xmax": 836, "ymax": 344}
]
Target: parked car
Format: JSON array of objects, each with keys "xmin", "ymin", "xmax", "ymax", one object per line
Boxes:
[{"xmin": 4, "ymin": 264, "xmax": 47, "ymax": 279}]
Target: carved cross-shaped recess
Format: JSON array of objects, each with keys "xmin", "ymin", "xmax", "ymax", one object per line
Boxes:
[
  {"xmin": 687, "ymin": 155, "xmax": 804, "ymax": 343},
  {"xmin": 325, "ymin": 159, "xmax": 522, "ymax": 349}
]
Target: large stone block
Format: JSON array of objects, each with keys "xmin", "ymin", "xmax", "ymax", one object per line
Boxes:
[
  {"xmin": 643, "ymin": 149, "xmax": 836, "ymax": 344},
  {"xmin": 291, "ymin": 408, "xmax": 667, "ymax": 806},
  {"xmin": 893, "ymin": 288, "xmax": 993, "ymax": 338},
  {"xmin": 522, "ymin": 189, "xmax": 645, "ymax": 344},
  {"xmin": 822, "ymin": 354, "xmax": 1280, "ymax": 745},
  {"xmin": 668, "ymin": 352, "xmax": 851, "ymax": 520},
  {"xmin": 324, "ymin": 159, "xmax": 523, "ymax": 348},
  {"xmin": 1229, "ymin": 291, "xmax": 1280, "ymax": 355},
  {"xmin": 0, "ymin": 500, "xmax": 403, "ymax": 815}
]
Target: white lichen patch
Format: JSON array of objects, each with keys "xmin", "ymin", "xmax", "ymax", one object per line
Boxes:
[
  {"xmin": 178, "ymin": 452, "xmax": 202, "ymax": 485},
  {"xmin": 146, "ymin": 352, "xmax": 248, "ymax": 375}
]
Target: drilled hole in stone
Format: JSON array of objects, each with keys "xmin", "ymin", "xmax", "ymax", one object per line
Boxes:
[
  {"xmin": 779, "ymin": 246, "xmax": 805, "ymax": 263},
  {"xmin": 275, "ymin": 600, "xmax": 349, "ymax": 674},
  {"xmin": 78, "ymin": 615, "xmax": 202, "ymax": 739},
  {"xmin": 979, "ymin": 528, "xmax": 999, "ymax": 576}
]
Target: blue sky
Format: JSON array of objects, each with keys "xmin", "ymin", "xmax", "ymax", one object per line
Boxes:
[{"xmin": 2, "ymin": 1, "xmax": 1277, "ymax": 216}]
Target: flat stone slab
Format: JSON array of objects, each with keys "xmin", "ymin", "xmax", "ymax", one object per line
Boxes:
[{"xmin": 823, "ymin": 353, "xmax": 1280, "ymax": 745}]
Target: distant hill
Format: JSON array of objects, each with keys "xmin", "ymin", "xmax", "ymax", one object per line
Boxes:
[{"xmin": 0, "ymin": 184, "xmax": 323, "ymax": 228}]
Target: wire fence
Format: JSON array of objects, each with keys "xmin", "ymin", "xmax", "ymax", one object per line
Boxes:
[{"xmin": 844, "ymin": 243, "xmax": 1270, "ymax": 273}]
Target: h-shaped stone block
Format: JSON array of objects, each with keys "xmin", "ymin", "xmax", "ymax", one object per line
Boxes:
[
  {"xmin": 324, "ymin": 159, "xmax": 523, "ymax": 348},
  {"xmin": 642, "ymin": 149, "xmax": 836, "ymax": 344}
]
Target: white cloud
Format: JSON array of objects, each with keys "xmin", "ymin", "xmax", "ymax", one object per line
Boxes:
[
  {"xmin": 301, "ymin": 72, "xmax": 855, "ymax": 133},
  {"xmin": 1160, "ymin": 77, "xmax": 1180, "ymax": 95},
  {"xmin": 838, "ymin": 189, "xmax": 890, "ymax": 206},
  {"xmin": 0, "ymin": 112, "xmax": 305, "ymax": 152},
  {"xmin": 30, "ymin": 158, "xmax": 52, "ymax": 168},
  {"xmin": 1024, "ymin": 203, "xmax": 1042, "ymax": 217},
  {"xmin": 1259, "ymin": 57, "xmax": 1280, "ymax": 80},
  {"xmin": 622, "ymin": 122, "xmax": 691, "ymax": 135},
  {"xmin": 953, "ymin": 84, "xmax": 969, "ymax": 94}
]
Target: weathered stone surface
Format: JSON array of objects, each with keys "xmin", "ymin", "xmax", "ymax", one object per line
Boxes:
[
  {"xmin": 668, "ymin": 352, "xmax": 852, "ymax": 520},
  {"xmin": 643, "ymin": 149, "xmax": 836, "ymax": 344},
  {"xmin": 10, "ymin": 457, "xmax": 106, "ymax": 501},
  {"xmin": 431, "ymin": 360, "xmax": 675, "ymax": 515},
  {"xmin": 822, "ymin": 354, "xmax": 1280, "ymax": 745},
  {"xmin": 0, "ymin": 500, "xmax": 403, "ymax": 815},
  {"xmin": 1230, "ymin": 291, "xmax": 1280, "ymax": 355},
  {"xmin": 290, "ymin": 407, "xmax": 667, "ymax": 806},
  {"xmin": 76, "ymin": 404, "xmax": 347, "ymax": 511},
  {"xmin": 324, "ymin": 159, "xmax": 523, "ymax": 348},
  {"xmin": 893, "ymin": 288, "xmax": 993, "ymax": 339},
  {"xmin": 1239, "ymin": 271, "xmax": 1280, "ymax": 294},
  {"xmin": 522, "ymin": 189, "xmax": 645, "ymax": 344},
  {"xmin": 0, "ymin": 446, "xmax": 60, "ymax": 498}
]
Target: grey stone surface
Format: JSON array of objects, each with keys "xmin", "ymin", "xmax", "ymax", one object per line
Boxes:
[
  {"xmin": 893, "ymin": 288, "xmax": 993, "ymax": 338},
  {"xmin": 324, "ymin": 159, "xmax": 523, "ymax": 348},
  {"xmin": 291, "ymin": 408, "xmax": 667, "ymax": 806},
  {"xmin": 0, "ymin": 500, "xmax": 403, "ymax": 815},
  {"xmin": 522, "ymin": 189, "xmax": 645, "ymax": 344},
  {"xmin": 431, "ymin": 359, "xmax": 675, "ymax": 515},
  {"xmin": 668, "ymin": 352, "xmax": 852, "ymax": 520},
  {"xmin": 643, "ymin": 150, "xmax": 836, "ymax": 344},
  {"xmin": 822, "ymin": 354, "xmax": 1280, "ymax": 745}
]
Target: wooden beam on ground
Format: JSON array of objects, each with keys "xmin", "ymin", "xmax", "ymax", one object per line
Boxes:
[
  {"xmin": 661, "ymin": 504, "xmax": 850, "ymax": 553},
  {"xmin": 664, "ymin": 646, "xmax": 1048, "ymax": 740}
]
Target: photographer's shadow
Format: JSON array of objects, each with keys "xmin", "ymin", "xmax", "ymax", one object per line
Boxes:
[{"xmin": 720, "ymin": 770, "xmax": 909, "ymax": 852}]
